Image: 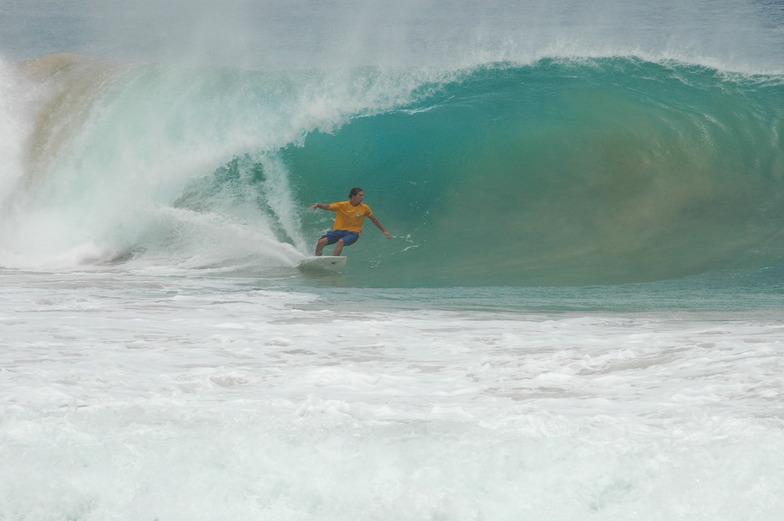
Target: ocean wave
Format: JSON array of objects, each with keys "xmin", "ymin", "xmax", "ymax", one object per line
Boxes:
[
  {"xmin": 1, "ymin": 55, "xmax": 782, "ymax": 285},
  {"xmin": 289, "ymin": 59, "xmax": 784, "ymax": 285}
]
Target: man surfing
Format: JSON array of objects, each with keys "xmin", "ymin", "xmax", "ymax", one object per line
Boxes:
[{"xmin": 309, "ymin": 187, "xmax": 391, "ymax": 256}]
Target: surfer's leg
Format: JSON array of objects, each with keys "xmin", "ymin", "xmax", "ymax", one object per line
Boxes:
[
  {"xmin": 333, "ymin": 239, "xmax": 345, "ymax": 256},
  {"xmin": 315, "ymin": 237, "xmax": 329, "ymax": 256}
]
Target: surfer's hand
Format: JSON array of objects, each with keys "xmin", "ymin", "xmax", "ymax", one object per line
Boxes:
[{"xmin": 384, "ymin": 231, "xmax": 392, "ymax": 239}]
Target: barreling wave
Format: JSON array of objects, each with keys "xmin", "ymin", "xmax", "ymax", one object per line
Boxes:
[
  {"xmin": 289, "ymin": 58, "xmax": 784, "ymax": 285},
  {"xmin": 1, "ymin": 54, "xmax": 782, "ymax": 286}
]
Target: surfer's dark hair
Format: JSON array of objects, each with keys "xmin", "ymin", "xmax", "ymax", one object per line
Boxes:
[{"xmin": 349, "ymin": 187, "xmax": 363, "ymax": 197}]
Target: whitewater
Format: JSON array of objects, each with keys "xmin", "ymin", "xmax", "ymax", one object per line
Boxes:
[{"xmin": 1, "ymin": 1, "xmax": 783, "ymax": 520}]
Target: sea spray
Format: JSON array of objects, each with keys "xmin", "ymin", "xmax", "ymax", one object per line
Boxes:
[
  {"xmin": 0, "ymin": 56, "xmax": 455, "ymax": 270},
  {"xmin": 0, "ymin": 58, "xmax": 37, "ymax": 215}
]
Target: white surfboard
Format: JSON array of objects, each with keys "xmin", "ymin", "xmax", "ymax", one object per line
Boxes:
[{"xmin": 298, "ymin": 256, "xmax": 347, "ymax": 272}]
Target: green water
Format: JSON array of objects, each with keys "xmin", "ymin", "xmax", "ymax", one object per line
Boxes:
[{"xmin": 280, "ymin": 60, "xmax": 784, "ymax": 286}]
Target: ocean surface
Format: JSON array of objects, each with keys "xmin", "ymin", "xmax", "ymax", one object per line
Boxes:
[{"xmin": 1, "ymin": 1, "xmax": 783, "ymax": 520}]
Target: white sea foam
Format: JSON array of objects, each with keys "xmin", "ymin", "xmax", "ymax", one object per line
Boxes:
[{"xmin": 1, "ymin": 269, "xmax": 782, "ymax": 520}]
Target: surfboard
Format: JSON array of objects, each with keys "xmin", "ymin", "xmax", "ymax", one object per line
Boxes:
[{"xmin": 298, "ymin": 256, "xmax": 347, "ymax": 272}]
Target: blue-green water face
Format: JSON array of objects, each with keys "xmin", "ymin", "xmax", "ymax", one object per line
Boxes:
[{"xmin": 283, "ymin": 60, "xmax": 784, "ymax": 286}]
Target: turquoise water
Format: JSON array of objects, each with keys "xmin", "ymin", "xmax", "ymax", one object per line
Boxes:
[{"xmin": 287, "ymin": 60, "xmax": 784, "ymax": 286}]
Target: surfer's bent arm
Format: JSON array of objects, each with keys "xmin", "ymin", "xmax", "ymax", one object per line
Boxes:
[
  {"xmin": 310, "ymin": 203, "xmax": 331, "ymax": 210},
  {"xmin": 369, "ymin": 215, "xmax": 392, "ymax": 239}
]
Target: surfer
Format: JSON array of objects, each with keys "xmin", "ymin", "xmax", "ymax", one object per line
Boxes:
[{"xmin": 309, "ymin": 187, "xmax": 391, "ymax": 256}]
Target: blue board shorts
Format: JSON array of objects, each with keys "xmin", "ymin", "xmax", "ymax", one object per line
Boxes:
[{"xmin": 321, "ymin": 230, "xmax": 360, "ymax": 246}]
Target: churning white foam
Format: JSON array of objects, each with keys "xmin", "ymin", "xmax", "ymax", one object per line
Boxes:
[{"xmin": 1, "ymin": 269, "xmax": 782, "ymax": 520}]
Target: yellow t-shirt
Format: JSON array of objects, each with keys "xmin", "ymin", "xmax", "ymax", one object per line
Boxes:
[{"xmin": 330, "ymin": 201, "xmax": 373, "ymax": 233}]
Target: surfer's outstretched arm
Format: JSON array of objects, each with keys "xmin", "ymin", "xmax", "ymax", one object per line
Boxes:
[{"xmin": 369, "ymin": 215, "xmax": 391, "ymax": 239}]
